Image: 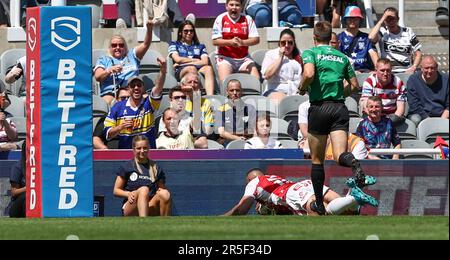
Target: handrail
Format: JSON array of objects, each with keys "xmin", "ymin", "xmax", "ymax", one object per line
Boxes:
[{"xmin": 303, "ymin": 148, "xmax": 442, "ymax": 157}]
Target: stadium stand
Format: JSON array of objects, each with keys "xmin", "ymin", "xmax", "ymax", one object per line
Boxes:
[
  {"xmin": 141, "ymin": 72, "xmax": 178, "ymax": 95},
  {"xmin": 0, "ymin": 48, "xmax": 25, "ymax": 96},
  {"xmin": 4, "ymin": 94, "xmax": 24, "ymax": 117},
  {"xmin": 242, "ymin": 95, "xmax": 277, "ymax": 118},
  {"xmin": 92, "ymin": 94, "xmax": 109, "ymax": 117},
  {"xmin": 349, "ymin": 117, "xmax": 363, "ymax": 134},
  {"xmin": 269, "ymin": 117, "xmax": 291, "ymax": 140},
  {"xmin": 140, "ymin": 49, "xmax": 165, "ymax": 75},
  {"xmin": 207, "ymin": 140, "xmax": 224, "ymax": 150},
  {"xmin": 221, "ymin": 73, "xmax": 261, "ymax": 96},
  {"xmin": 345, "ymin": 96, "xmax": 360, "ymax": 117},
  {"xmin": 395, "ymin": 118, "xmax": 417, "ymax": 141},
  {"xmin": 226, "ymin": 139, "xmax": 246, "ymax": 149},
  {"xmin": 417, "ymin": 118, "xmax": 449, "ymax": 144},
  {"xmin": 400, "ymin": 140, "xmax": 435, "ymax": 159},
  {"xmin": 279, "ymin": 139, "xmax": 299, "ymax": 149},
  {"xmin": 278, "ymin": 94, "xmax": 309, "ymax": 121}
]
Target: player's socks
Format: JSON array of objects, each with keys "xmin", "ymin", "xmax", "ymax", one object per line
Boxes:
[
  {"xmin": 311, "ymin": 164, "xmax": 325, "ymax": 214},
  {"xmin": 326, "ymin": 196, "xmax": 358, "ymax": 215}
]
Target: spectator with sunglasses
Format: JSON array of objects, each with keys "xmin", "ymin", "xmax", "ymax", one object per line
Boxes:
[
  {"xmin": 261, "ymin": 28, "xmax": 303, "ymax": 104},
  {"xmin": 94, "ymin": 20, "xmax": 155, "ymax": 105},
  {"xmin": 104, "ymin": 67, "xmax": 165, "ymax": 149},
  {"xmin": 157, "ymin": 86, "xmax": 193, "ymax": 135},
  {"xmin": 169, "ymin": 20, "xmax": 215, "ymax": 95}
]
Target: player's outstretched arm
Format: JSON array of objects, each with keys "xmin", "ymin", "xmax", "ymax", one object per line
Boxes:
[{"xmin": 223, "ymin": 196, "xmax": 255, "ymax": 216}]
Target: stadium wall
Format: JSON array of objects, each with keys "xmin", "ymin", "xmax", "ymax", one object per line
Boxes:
[{"xmin": 0, "ymin": 152, "xmax": 448, "ymax": 217}]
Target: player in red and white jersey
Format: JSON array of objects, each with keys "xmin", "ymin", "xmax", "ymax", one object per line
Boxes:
[
  {"xmin": 224, "ymin": 168, "xmax": 379, "ymax": 216},
  {"xmin": 223, "ymin": 168, "xmax": 293, "ymax": 215},
  {"xmin": 212, "ymin": 0, "xmax": 260, "ymax": 83}
]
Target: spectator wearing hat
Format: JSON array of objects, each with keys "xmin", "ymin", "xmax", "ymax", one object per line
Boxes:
[
  {"xmin": 104, "ymin": 58, "xmax": 165, "ymax": 149},
  {"xmin": 94, "ymin": 20, "xmax": 155, "ymax": 105},
  {"xmin": 337, "ymin": 6, "xmax": 378, "ymax": 73},
  {"xmin": 369, "ymin": 7, "xmax": 422, "ymax": 73}
]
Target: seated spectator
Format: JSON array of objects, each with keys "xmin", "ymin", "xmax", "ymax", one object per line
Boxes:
[
  {"xmin": 113, "ymin": 135, "xmax": 172, "ymax": 217},
  {"xmin": 245, "ymin": 0, "xmax": 303, "ymax": 28},
  {"xmin": 216, "ymin": 79, "xmax": 256, "ymax": 146},
  {"xmin": 212, "ymin": 0, "xmax": 260, "ymax": 83},
  {"xmin": 338, "ymin": 6, "xmax": 378, "ymax": 73},
  {"xmin": 261, "ymin": 28, "xmax": 303, "ymax": 104},
  {"xmin": 156, "ymin": 108, "xmax": 195, "ymax": 149},
  {"xmin": 135, "ymin": 0, "xmax": 169, "ymax": 27},
  {"xmin": 93, "ymin": 87, "xmax": 131, "ymax": 150},
  {"xmin": 407, "ymin": 56, "xmax": 449, "ymax": 125},
  {"xmin": 7, "ymin": 141, "xmax": 26, "ymax": 218},
  {"xmin": 169, "ymin": 20, "xmax": 215, "ymax": 95},
  {"xmin": 359, "ymin": 58, "xmax": 407, "ymax": 126},
  {"xmin": 180, "ymin": 73, "xmax": 215, "ymax": 149},
  {"xmin": 369, "ymin": 7, "xmax": 422, "ymax": 73},
  {"xmin": 94, "ymin": 20, "xmax": 155, "ymax": 105},
  {"xmin": 4, "ymin": 55, "xmax": 26, "ymax": 97},
  {"xmin": 356, "ymin": 96, "xmax": 401, "ymax": 160},
  {"xmin": 0, "ymin": 93, "xmax": 18, "ymax": 152},
  {"xmin": 245, "ymin": 113, "xmax": 282, "ymax": 149},
  {"xmin": 104, "ymin": 67, "xmax": 164, "ymax": 149},
  {"xmin": 158, "ymin": 86, "xmax": 191, "ymax": 133}
]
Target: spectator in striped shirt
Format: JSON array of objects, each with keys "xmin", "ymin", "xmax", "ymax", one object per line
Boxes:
[{"xmin": 359, "ymin": 58, "xmax": 407, "ymax": 126}]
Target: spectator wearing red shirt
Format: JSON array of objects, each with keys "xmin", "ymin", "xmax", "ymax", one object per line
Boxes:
[{"xmin": 212, "ymin": 0, "xmax": 260, "ymax": 83}]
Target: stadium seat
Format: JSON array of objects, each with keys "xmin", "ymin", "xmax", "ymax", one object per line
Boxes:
[
  {"xmin": 4, "ymin": 94, "xmax": 24, "ymax": 117},
  {"xmin": 141, "ymin": 72, "xmax": 178, "ymax": 95},
  {"xmin": 356, "ymin": 72, "xmax": 371, "ymax": 87},
  {"xmin": 154, "ymin": 95, "xmax": 170, "ymax": 118},
  {"xmin": 250, "ymin": 49, "xmax": 269, "ymax": 81},
  {"xmin": 242, "ymin": 95, "xmax": 278, "ymax": 118},
  {"xmin": 396, "ymin": 72, "xmax": 411, "ymax": 84},
  {"xmin": 207, "ymin": 140, "xmax": 224, "ymax": 150},
  {"xmin": 349, "ymin": 117, "xmax": 363, "ymax": 134},
  {"xmin": 8, "ymin": 116, "xmax": 26, "ymax": 141},
  {"xmin": 166, "ymin": 54, "xmax": 176, "ymax": 79},
  {"xmin": 140, "ymin": 50, "xmax": 164, "ymax": 74},
  {"xmin": 221, "ymin": 73, "xmax": 261, "ymax": 96},
  {"xmin": 92, "ymin": 49, "xmax": 107, "ymax": 67},
  {"xmin": 345, "ymin": 96, "xmax": 360, "ymax": 117},
  {"xmin": 0, "ymin": 49, "xmax": 26, "ymax": 96},
  {"xmin": 395, "ymin": 118, "xmax": 417, "ymax": 141},
  {"xmin": 93, "ymin": 116, "xmax": 102, "ymax": 132},
  {"xmin": 279, "ymin": 139, "xmax": 299, "ymax": 149},
  {"xmin": 278, "ymin": 95, "xmax": 309, "ymax": 121},
  {"xmin": 226, "ymin": 139, "xmax": 246, "ymax": 149},
  {"xmin": 250, "ymin": 49, "xmax": 268, "ymax": 71},
  {"xmin": 417, "ymin": 118, "xmax": 449, "ymax": 144},
  {"xmin": 400, "ymin": 140, "xmax": 434, "ymax": 159},
  {"xmin": 93, "ymin": 95, "xmax": 110, "ymax": 117},
  {"xmin": 270, "ymin": 117, "xmax": 292, "ymax": 140}
]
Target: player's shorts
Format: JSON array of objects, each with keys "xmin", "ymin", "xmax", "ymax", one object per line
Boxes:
[
  {"xmin": 308, "ymin": 101, "xmax": 349, "ymax": 135},
  {"xmin": 285, "ymin": 180, "xmax": 330, "ymax": 213},
  {"xmin": 215, "ymin": 54, "xmax": 255, "ymax": 73}
]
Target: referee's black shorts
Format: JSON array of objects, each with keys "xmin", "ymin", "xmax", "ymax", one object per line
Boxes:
[{"xmin": 308, "ymin": 101, "xmax": 349, "ymax": 135}]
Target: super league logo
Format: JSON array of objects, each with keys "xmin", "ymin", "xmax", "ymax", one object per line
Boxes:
[
  {"xmin": 27, "ymin": 18, "xmax": 37, "ymax": 51},
  {"xmin": 51, "ymin": 17, "xmax": 81, "ymax": 51}
]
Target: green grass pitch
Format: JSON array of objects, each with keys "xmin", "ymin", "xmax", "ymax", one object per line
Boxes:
[{"xmin": 0, "ymin": 216, "xmax": 448, "ymax": 240}]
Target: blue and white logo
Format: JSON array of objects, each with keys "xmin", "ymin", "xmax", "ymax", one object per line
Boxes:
[{"xmin": 51, "ymin": 17, "xmax": 81, "ymax": 51}]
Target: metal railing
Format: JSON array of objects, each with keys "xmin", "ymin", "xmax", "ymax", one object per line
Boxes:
[{"xmin": 303, "ymin": 148, "xmax": 443, "ymax": 159}]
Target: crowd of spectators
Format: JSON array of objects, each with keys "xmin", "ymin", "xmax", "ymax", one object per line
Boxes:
[{"xmin": 0, "ymin": 0, "xmax": 448, "ymax": 157}]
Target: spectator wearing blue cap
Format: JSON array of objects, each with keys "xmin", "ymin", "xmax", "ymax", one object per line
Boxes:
[{"xmin": 337, "ymin": 6, "xmax": 378, "ymax": 73}]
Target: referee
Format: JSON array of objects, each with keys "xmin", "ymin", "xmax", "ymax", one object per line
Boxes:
[{"xmin": 298, "ymin": 21, "xmax": 365, "ymax": 215}]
